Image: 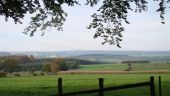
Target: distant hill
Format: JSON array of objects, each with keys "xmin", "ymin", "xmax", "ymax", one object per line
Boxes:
[
  {"xmin": 76, "ymin": 54, "xmax": 129, "ymax": 58},
  {"xmin": 0, "ymin": 52, "xmax": 11, "ymax": 56},
  {"xmin": 71, "ymin": 52, "xmax": 170, "ymax": 63},
  {"xmin": 3, "ymin": 50, "xmax": 170, "ymax": 57},
  {"xmin": 71, "ymin": 54, "xmax": 135, "ymax": 63},
  {"xmin": 1, "ymin": 50, "xmax": 170, "ymax": 63}
]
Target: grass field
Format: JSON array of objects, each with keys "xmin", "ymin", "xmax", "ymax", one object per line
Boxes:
[
  {"xmin": 78, "ymin": 64, "xmax": 128, "ymax": 71},
  {"xmin": 77, "ymin": 63, "xmax": 170, "ymax": 71},
  {"xmin": 0, "ymin": 74, "xmax": 170, "ymax": 96}
]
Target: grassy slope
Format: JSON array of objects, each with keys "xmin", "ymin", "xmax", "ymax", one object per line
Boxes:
[{"xmin": 0, "ymin": 74, "xmax": 170, "ymax": 96}]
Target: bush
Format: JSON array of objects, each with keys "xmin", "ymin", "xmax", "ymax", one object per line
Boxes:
[
  {"xmin": 0, "ymin": 72, "xmax": 7, "ymax": 77},
  {"xmin": 40, "ymin": 72, "xmax": 45, "ymax": 76},
  {"xmin": 13, "ymin": 73, "xmax": 21, "ymax": 77},
  {"xmin": 124, "ymin": 68, "xmax": 132, "ymax": 71},
  {"xmin": 32, "ymin": 73, "xmax": 38, "ymax": 76},
  {"xmin": 122, "ymin": 60, "xmax": 150, "ymax": 64},
  {"xmin": 124, "ymin": 64, "xmax": 133, "ymax": 71}
]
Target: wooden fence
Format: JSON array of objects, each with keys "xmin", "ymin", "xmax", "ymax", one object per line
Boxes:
[{"xmin": 53, "ymin": 76, "xmax": 162, "ymax": 96}]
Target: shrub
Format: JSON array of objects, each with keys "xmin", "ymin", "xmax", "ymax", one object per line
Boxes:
[
  {"xmin": 32, "ymin": 73, "xmax": 38, "ymax": 76},
  {"xmin": 124, "ymin": 68, "xmax": 132, "ymax": 71},
  {"xmin": 40, "ymin": 72, "xmax": 45, "ymax": 76},
  {"xmin": 13, "ymin": 73, "xmax": 21, "ymax": 77},
  {"xmin": 122, "ymin": 60, "xmax": 150, "ymax": 64},
  {"xmin": 0, "ymin": 72, "xmax": 7, "ymax": 77},
  {"xmin": 124, "ymin": 64, "xmax": 133, "ymax": 71}
]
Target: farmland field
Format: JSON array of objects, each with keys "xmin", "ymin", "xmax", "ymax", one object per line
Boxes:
[
  {"xmin": 77, "ymin": 63, "xmax": 170, "ymax": 71},
  {"xmin": 0, "ymin": 74, "xmax": 170, "ymax": 96},
  {"xmin": 78, "ymin": 64, "xmax": 128, "ymax": 71}
]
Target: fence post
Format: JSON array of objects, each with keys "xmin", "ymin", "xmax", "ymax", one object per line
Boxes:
[
  {"xmin": 150, "ymin": 76, "xmax": 156, "ymax": 96},
  {"xmin": 99, "ymin": 78, "xmax": 104, "ymax": 96},
  {"xmin": 58, "ymin": 78, "xmax": 63, "ymax": 96},
  {"xmin": 159, "ymin": 76, "xmax": 162, "ymax": 96}
]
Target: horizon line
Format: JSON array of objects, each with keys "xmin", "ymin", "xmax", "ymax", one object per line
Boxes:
[{"xmin": 1, "ymin": 50, "xmax": 170, "ymax": 52}]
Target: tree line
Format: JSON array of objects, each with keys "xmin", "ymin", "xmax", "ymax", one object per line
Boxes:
[
  {"xmin": 0, "ymin": 55, "xmax": 35, "ymax": 73},
  {"xmin": 0, "ymin": 55, "xmax": 83, "ymax": 74},
  {"xmin": 122, "ymin": 60, "xmax": 150, "ymax": 64}
]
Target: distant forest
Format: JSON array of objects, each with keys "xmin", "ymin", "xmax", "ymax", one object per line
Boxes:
[{"xmin": 1, "ymin": 51, "xmax": 170, "ymax": 74}]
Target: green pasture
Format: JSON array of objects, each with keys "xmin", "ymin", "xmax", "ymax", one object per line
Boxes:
[
  {"xmin": 78, "ymin": 63, "xmax": 170, "ymax": 71},
  {"xmin": 78, "ymin": 64, "xmax": 128, "ymax": 71},
  {"xmin": 0, "ymin": 74, "xmax": 170, "ymax": 96},
  {"xmin": 132, "ymin": 63, "xmax": 170, "ymax": 71}
]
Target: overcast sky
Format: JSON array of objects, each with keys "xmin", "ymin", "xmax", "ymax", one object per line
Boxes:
[{"xmin": 0, "ymin": 1, "xmax": 170, "ymax": 51}]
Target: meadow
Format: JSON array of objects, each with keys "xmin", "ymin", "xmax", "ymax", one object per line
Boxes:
[
  {"xmin": 0, "ymin": 74, "xmax": 170, "ymax": 96},
  {"xmin": 77, "ymin": 63, "xmax": 170, "ymax": 71},
  {"xmin": 78, "ymin": 64, "xmax": 128, "ymax": 71},
  {"xmin": 1, "ymin": 63, "xmax": 170, "ymax": 96}
]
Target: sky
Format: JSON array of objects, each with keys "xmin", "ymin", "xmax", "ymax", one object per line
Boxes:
[{"xmin": 0, "ymin": 1, "xmax": 170, "ymax": 51}]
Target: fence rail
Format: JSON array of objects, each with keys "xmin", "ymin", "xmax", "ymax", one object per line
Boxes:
[{"xmin": 53, "ymin": 76, "xmax": 160, "ymax": 96}]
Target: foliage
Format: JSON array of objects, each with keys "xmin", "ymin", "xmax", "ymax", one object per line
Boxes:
[
  {"xmin": 59, "ymin": 61, "xmax": 79, "ymax": 71},
  {"xmin": 41, "ymin": 58, "xmax": 63, "ymax": 74},
  {"xmin": 59, "ymin": 61, "xmax": 69, "ymax": 71},
  {"xmin": 0, "ymin": 55, "xmax": 35, "ymax": 64},
  {"xmin": 0, "ymin": 72, "xmax": 7, "ymax": 77},
  {"xmin": 125, "ymin": 63, "xmax": 133, "ymax": 71},
  {"xmin": 122, "ymin": 60, "xmax": 150, "ymax": 64},
  {"xmin": 17, "ymin": 55, "xmax": 33, "ymax": 64},
  {"xmin": 0, "ymin": 61, "xmax": 3, "ymax": 70},
  {"xmin": 2, "ymin": 58, "xmax": 20, "ymax": 73},
  {"xmin": 40, "ymin": 72, "xmax": 45, "ymax": 76},
  {"xmin": 13, "ymin": 73, "xmax": 21, "ymax": 77},
  {"xmin": 62, "ymin": 59, "xmax": 80, "ymax": 69},
  {"xmin": 0, "ymin": 55, "xmax": 43, "ymax": 72},
  {"xmin": 41, "ymin": 63, "xmax": 52, "ymax": 74},
  {"xmin": 32, "ymin": 73, "xmax": 38, "ymax": 76},
  {"xmin": 0, "ymin": 0, "xmax": 169, "ymax": 47},
  {"xmin": 41, "ymin": 58, "xmax": 80, "ymax": 74},
  {"xmin": 88, "ymin": 0, "xmax": 170, "ymax": 47},
  {"xmin": 0, "ymin": 56, "xmax": 82, "ymax": 73},
  {"xmin": 50, "ymin": 58, "xmax": 63, "ymax": 74}
]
